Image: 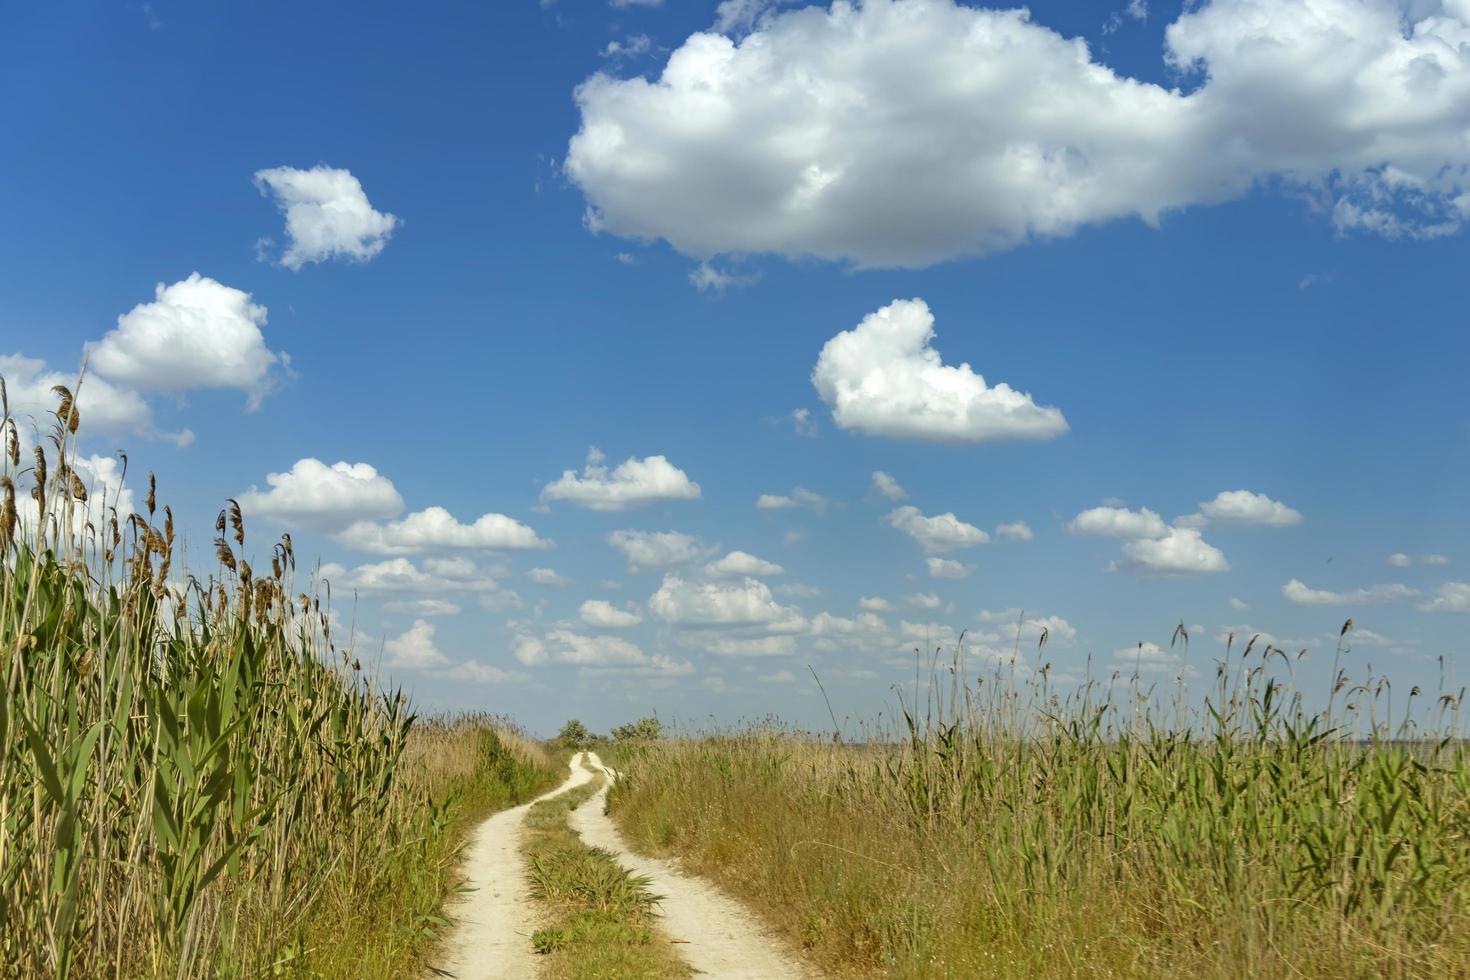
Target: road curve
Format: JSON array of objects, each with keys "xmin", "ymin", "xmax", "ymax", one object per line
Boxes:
[
  {"xmin": 431, "ymin": 755, "xmax": 594, "ymax": 979},
  {"xmin": 572, "ymin": 752, "xmax": 821, "ymax": 980}
]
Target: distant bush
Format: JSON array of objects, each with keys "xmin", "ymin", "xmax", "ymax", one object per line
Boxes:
[
  {"xmin": 556, "ymin": 719, "xmax": 595, "ymax": 749},
  {"xmin": 611, "ymin": 716, "xmax": 664, "ymax": 742}
]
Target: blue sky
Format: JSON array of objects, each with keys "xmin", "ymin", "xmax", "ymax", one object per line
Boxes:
[{"xmin": 3, "ymin": 0, "xmax": 1468, "ymax": 734}]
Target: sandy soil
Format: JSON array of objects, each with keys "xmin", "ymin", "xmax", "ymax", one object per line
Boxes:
[
  {"xmin": 572, "ymin": 752, "xmax": 821, "ymax": 980},
  {"xmin": 431, "ymin": 756, "xmax": 594, "ymax": 979}
]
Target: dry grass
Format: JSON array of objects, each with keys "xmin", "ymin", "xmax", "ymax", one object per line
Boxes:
[{"xmin": 605, "ymin": 638, "xmax": 1470, "ymax": 979}]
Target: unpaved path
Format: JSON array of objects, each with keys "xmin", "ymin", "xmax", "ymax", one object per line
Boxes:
[
  {"xmin": 573, "ymin": 752, "xmax": 820, "ymax": 980},
  {"xmin": 432, "ymin": 756, "xmax": 594, "ymax": 979}
]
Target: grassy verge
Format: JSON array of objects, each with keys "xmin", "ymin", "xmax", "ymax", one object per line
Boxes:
[
  {"xmin": 605, "ymin": 649, "xmax": 1470, "ymax": 979},
  {"xmin": 298, "ymin": 722, "xmax": 561, "ymax": 979},
  {"xmin": 523, "ymin": 759, "xmax": 691, "ymax": 980},
  {"xmin": 0, "ymin": 382, "xmax": 559, "ymax": 978}
]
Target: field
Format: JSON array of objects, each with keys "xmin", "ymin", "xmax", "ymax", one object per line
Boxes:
[
  {"xmin": 6, "ymin": 384, "xmax": 1469, "ymax": 978},
  {"xmin": 603, "ymin": 650, "xmax": 1470, "ymax": 978}
]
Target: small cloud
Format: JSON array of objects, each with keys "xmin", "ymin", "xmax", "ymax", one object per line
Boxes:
[
  {"xmin": 776, "ymin": 582, "xmax": 823, "ymax": 598},
  {"xmin": 528, "ymin": 567, "xmax": 571, "ymax": 587},
  {"xmin": 1417, "ymin": 582, "xmax": 1470, "ymax": 614},
  {"xmin": 995, "ymin": 520, "xmax": 1033, "ymax": 542},
  {"xmin": 601, "ymin": 33, "xmax": 652, "ymax": 59},
  {"xmin": 689, "ymin": 261, "xmax": 759, "ymax": 292},
  {"xmin": 791, "ymin": 408, "xmax": 818, "ymax": 437},
  {"xmin": 870, "ymin": 470, "xmax": 908, "ymax": 500},
  {"xmin": 1229, "ymin": 597, "xmax": 1250, "ymax": 611},
  {"xmin": 1282, "ymin": 579, "xmax": 1418, "ymax": 607},
  {"xmin": 757, "ymin": 487, "xmax": 828, "ymax": 513},
  {"xmin": 926, "ymin": 557, "xmax": 971, "ymax": 579},
  {"xmin": 614, "ymin": 252, "xmax": 637, "ymax": 265}
]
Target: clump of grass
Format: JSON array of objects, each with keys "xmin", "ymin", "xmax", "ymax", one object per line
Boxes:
[
  {"xmin": 523, "ymin": 757, "xmax": 690, "ymax": 980},
  {"xmin": 606, "ymin": 631, "xmax": 1470, "ymax": 979},
  {"xmin": 0, "ymin": 378, "xmax": 557, "ymax": 978}
]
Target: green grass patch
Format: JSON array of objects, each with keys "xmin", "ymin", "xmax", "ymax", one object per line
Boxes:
[{"xmin": 523, "ymin": 762, "xmax": 691, "ymax": 980}]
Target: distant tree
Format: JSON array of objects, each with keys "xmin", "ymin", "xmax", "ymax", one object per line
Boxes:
[
  {"xmin": 610, "ymin": 716, "xmax": 663, "ymax": 742},
  {"xmin": 557, "ymin": 719, "xmax": 593, "ymax": 749}
]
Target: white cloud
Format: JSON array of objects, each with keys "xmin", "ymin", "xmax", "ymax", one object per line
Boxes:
[
  {"xmin": 1418, "ymin": 582, "xmax": 1470, "ymax": 614},
  {"xmin": 0, "ymin": 354, "xmax": 163, "ymax": 441},
  {"xmin": 995, "ymin": 521, "xmax": 1033, "ymax": 542},
  {"xmin": 776, "ymin": 582, "xmax": 822, "ymax": 598},
  {"xmin": 441, "ymin": 659, "xmax": 516, "ymax": 684},
  {"xmin": 647, "ymin": 574, "xmax": 804, "ymax": 629},
  {"xmin": 515, "ymin": 628, "xmax": 692, "ymax": 675},
  {"xmin": 385, "ymin": 619, "xmax": 450, "ymax": 669},
  {"xmin": 926, "ymin": 557, "xmax": 971, "ymax": 579},
  {"xmin": 1229, "ymin": 597, "xmax": 1250, "ymax": 611},
  {"xmin": 791, "ymin": 408, "xmax": 818, "ymax": 437},
  {"xmin": 706, "ymin": 550, "xmax": 784, "ymax": 578},
  {"xmin": 541, "ymin": 448, "xmax": 700, "ymax": 510},
  {"xmin": 1069, "ymin": 506, "xmax": 1169, "ymax": 540},
  {"xmin": 254, "ymin": 165, "xmax": 398, "ymax": 270},
  {"xmin": 761, "ymin": 669, "xmax": 797, "ymax": 683},
  {"xmin": 1282, "ymin": 578, "xmax": 1419, "ymax": 607},
  {"xmin": 322, "ymin": 557, "xmax": 505, "ymax": 596},
  {"xmin": 567, "ymin": 0, "xmax": 1470, "ymax": 267},
  {"xmin": 383, "ymin": 597, "xmax": 463, "ymax": 617},
  {"xmin": 89, "ymin": 274, "xmax": 280, "ymax": 407},
  {"xmin": 812, "ymin": 299, "xmax": 1066, "ymax": 443},
  {"xmin": 1111, "ymin": 641, "xmax": 1185, "ymax": 674},
  {"xmin": 756, "ymin": 486, "xmax": 827, "ymax": 512},
  {"xmin": 528, "ymin": 567, "xmax": 570, "ymax": 586},
  {"xmin": 580, "ymin": 599, "xmax": 643, "ymax": 628},
  {"xmin": 714, "ymin": 0, "xmax": 794, "ymax": 33},
  {"xmin": 858, "ymin": 596, "xmax": 892, "ymax": 612},
  {"xmin": 610, "ymin": 0, "xmax": 663, "ymax": 7},
  {"xmin": 1110, "ymin": 527, "xmax": 1229, "ymax": 577},
  {"xmin": 606, "ymin": 529, "xmax": 715, "ymax": 570},
  {"xmin": 870, "ymin": 470, "xmax": 908, "ymax": 500},
  {"xmin": 698, "ymin": 635, "xmax": 797, "ymax": 657},
  {"xmin": 602, "ymin": 34, "xmax": 652, "ymax": 59},
  {"xmin": 1024, "ymin": 614, "xmax": 1077, "ymax": 645},
  {"xmin": 977, "ymin": 608, "xmax": 1077, "ymax": 645},
  {"xmin": 515, "ymin": 628, "xmax": 645, "ymax": 666},
  {"xmin": 807, "ymin": 611, "xmax": 893, "ymax": 652},
  {"xmin": 1189, "ymin": 490, "xmax": 1303, "ymax": 527},
  {"xmin": 689, "ymin": 261, "xmax": 759, "ymax": 291},
  {"xmin": 900, "ymin": 620, "xmax": 964, "ymax": 652},
  {"xmin": 336, "ymin": 506, "xmax": 548, "ymax": 554},
  {"xmin": 238, "ymin": 459, "xmax": 404, "ymax": 530},
  {"xmin": 887, "ymin": 505, "xmax": 989, "ymax": 553},
  {"xmin": 906, "ymin": 592, "xmax": 942, "ymax": 610},
  {"xmin": 1390, "ymin": 552, "xmax": 1451, "ymax": 567}
]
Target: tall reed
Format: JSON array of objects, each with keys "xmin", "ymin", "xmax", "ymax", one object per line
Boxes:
[{"xmin": 0, "ymin": 378, "xmax": 549, "ymax": 978}]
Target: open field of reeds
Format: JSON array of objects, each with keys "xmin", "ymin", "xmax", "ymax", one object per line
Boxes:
[
  {"xmin": 0, "ymin": 381, "xmax": 559, "ymax": 978},
  {"xmin": 604, "ymin": 643, "xmax": 1470, "ymax": 979}
]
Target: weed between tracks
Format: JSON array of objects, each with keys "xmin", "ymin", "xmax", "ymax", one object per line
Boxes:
[{"xmin": 524, "ymin": 756, "xmax": 690, "ymax": 980}]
